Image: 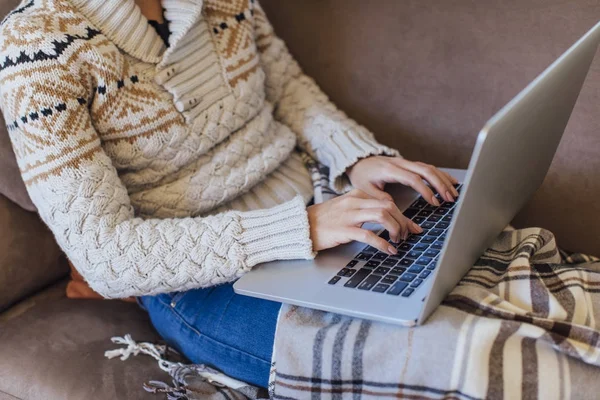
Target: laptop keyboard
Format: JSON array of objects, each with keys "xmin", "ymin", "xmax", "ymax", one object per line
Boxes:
[{"xmin": 328, "ymin": 183, "xmax": 463, "ymax": 298}]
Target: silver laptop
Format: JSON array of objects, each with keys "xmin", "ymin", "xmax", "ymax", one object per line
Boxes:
[{"xmin": 234, "ymin": 22, "xmax": 600, "ymax": 326}]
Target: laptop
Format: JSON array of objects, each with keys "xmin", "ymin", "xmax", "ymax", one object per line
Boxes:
[{"xmin": 234, "ymin": 22, "xmax": 600, "ymax": 326}]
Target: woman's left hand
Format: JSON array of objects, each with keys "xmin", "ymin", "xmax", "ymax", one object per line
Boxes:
[{"xmin": 346, "ymin": 156, "xmax": 459, "ymax": 206}]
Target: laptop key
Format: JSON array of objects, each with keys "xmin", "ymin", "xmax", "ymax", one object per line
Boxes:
[
  {"xmin": 372, "ymin": 283, "xmax": 390, "ymax": 293},
  {"xmin": 382, "ymin": 275, "xmax": 397, "ymax": 285},
  {"xmin": 344, "ymin": 268, "xmax": 371, "ymax": 288},
  {"xmin": 372, "ymin": 253, "xmax": 387, "ymax": 261},
  {"xmin": 400, "ymin": 273, "xmax": 417, "ymax": 282},
  {"xmin": 337, "ymin": 268, "xmax": 352, "ymax": 276},
  {"xmin": 421, "ymin": 221, "xmax": 435, "ymax": 229},
  {"xmin": 416, "ymin": 256, "xmax": 433, "ymax": 265},
  {"xmin": 391, "ymin": 266, "xmax": 407, "ymax": 275},
  {"xmin": 398, "ymin": 243, "xmax": 412, "ymax": 252},
  {"xmin": 365, "ymin": 260, "xmax": 380, "ymax": 268},
  {"xmin": 406, "ymin": 236, "xmax": 420, "ymax": 244},
  {"xmin": 429, "ymin": 228, "xmax": 444, "ymax": 236},
  {"xmin": 407, "ymin": 250, "xmax": 422, "ymax": 259},
  {"xmin": 382, "ymin": 259, "xmax": 397, "ymax": 267},
  {"xmin": 424, "ymin": 249, "xmax": 439, "ymax": 257},
  {"xmin": 357, "ymin": 274, "xmax": 381, "ymax": 290},
  {"xmin": 402, "ymin": 288, "xmax": 415, "ymax": 297},
  {"xmin": 432, "ymin": 241, "xmax": 444, "ymax": 250},
  {"xmin": 427, "ymin": 215, "xmax": 441, "ymax": 222},
  {"xmin": 404, "ymin": 208, "xmax": 419, "ymax": 219},
  {"xmin": 388, "ymin": 251, "xmax": 406, "ymax": 260},
  {"xmin": 355, "ymin": 253, "xmax": 371, "ymax": 261},
  {"xmin": 433, "ymin": 208, "xmax": 448, "ymax": 216},
  {"xmin": 328, "ymin": 276, "xmax": 341, "ymax": 285},
  {"xmin": 346, "ymin": 260, "xmax": 358, "ymax": 269},
  {"xmin": 410, "ymin": 198, "xmax": 428, "ymax": 208},
  {"xmin": 411, "ymin": 279, "xmax": 424, "ymax": 288},
  {"xmin": 442, "ymin": 215, "xmax": 452, "ymax": 223},
  {"xmin": 436, "ymin": 222, "xmax": 450, "ymax": 229},
  {"xmin": 420, "ymin": 236, "xmax": 436, "ymax": 244},
  {"xmin": 418, "ymin": 210, "xmax": 432, "ymax": 217},
  {"xmin": 413, "ymin": 243, "xmax": 429, "ymax": 252},
  {"xmin": 412, "ymin": 216, "xmax": 426, "ymax": 224},
  {"xmin": 363, "ymin": 246, "xmax": 378, "ymax": 253},
  {"xmin": 387, "ymin": 281, "xmax": 409, "ymax": 296},
  {"xmin": 419, "ymin": 270, "xmax": 431, "ymax": 278},
  {"xmin": 379, "ymin": 230, "xmax": 390, "ymax": 240},
  {"xmin": 374, "ymin": 267, "xmax": 390, "ymax": 275},
  {"xmin": 408, "ymin": 264, "xmax": 424, "ymax": 273},
  {"xmin": 398, "ymin": 259, "xmax": 413, "ymax": 267},
  {"xmin": 426, "ymin": 263, "xmax": 437, "ymax": 270}
]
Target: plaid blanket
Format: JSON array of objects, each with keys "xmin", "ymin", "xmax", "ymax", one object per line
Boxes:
[{"xmin": 270, "ymin": 227, "xmax": 600, "ymax": 400}]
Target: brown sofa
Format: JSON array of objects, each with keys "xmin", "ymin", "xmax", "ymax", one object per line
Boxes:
[{"xmin": 1, "ymin": 1, "xmax": 599, "ymax": 399}]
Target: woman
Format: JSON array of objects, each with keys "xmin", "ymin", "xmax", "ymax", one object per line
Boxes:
[{"xmin": 0, "ymin": 0, "xmax": 458, "ymax": 388}]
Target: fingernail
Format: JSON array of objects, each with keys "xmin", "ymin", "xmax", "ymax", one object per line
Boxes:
[
  {"xmin": 452, "ymin": 187, "xmax": 459, "ymax": 197},
  {"xmin": 446, "ymin": 191, "xmax": 454, "ymax": 202},
  {"xmin": 413, "ymin": 223, "xmax": 423, "ymax": 233},
  {"xmin": 431, "ymin": 196, "xmax": 440, "ymax": 206},
  {"xmin": 388, "ymin": 245, "xmax": 397, "ymax": 255}
]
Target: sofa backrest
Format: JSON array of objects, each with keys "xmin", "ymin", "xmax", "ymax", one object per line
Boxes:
[{"xmin": 260, "ymin": 0, "xmax": 600, "ymax": 255}]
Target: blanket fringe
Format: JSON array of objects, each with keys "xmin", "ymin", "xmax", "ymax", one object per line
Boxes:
[{"xmin": 105, "ymin": 334, "xmax": 248, "ymax": 390}]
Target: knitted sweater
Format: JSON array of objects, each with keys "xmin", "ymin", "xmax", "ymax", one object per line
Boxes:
[{"xmin": 0, "ymin": 0, "xmax": 398, "ymax": 298}]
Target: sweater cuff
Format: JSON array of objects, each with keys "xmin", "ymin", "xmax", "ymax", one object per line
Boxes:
[
  {"xmin": 240, "ymin": 196, "xmax": 315, "ymax": 266},
  {"xmin": 319, "ymin": 129, "xmax": 400, "ymax": 193}
]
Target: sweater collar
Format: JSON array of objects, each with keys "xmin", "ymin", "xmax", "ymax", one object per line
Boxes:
[{"xmin": 69, "ymin": 0, "xmax": 204, "ymax": 64}]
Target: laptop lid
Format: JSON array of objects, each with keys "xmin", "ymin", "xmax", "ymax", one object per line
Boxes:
[{"xmin": 418, "ymin": 22, "xmax": 600, "ymax": 324}]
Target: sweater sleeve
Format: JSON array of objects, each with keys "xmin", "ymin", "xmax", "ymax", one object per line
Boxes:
[
  {"xmin": 253, "ymin": 0, "xmax": 400, "ymax": 193},
  {"xmin": 0, "ymin": 59, "xmax": 314, "ymax": 299}
]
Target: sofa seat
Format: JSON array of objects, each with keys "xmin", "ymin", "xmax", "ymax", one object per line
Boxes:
[{"xmin": 0, "ymin": 291, "xmax": 167, "ymax": 400}]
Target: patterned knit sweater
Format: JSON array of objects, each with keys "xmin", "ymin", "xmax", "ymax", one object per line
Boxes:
[{"xmin": 0, "ymin": 0, "xmax": 398, "ymax": 298}]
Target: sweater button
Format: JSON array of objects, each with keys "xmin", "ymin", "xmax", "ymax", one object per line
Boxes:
[{"xmin": 170, "ymin": 300, "xmax": 176, "ymax": 308}]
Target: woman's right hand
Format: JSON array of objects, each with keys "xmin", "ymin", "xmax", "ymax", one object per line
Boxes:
[{"xmin": 307, "ymin": 189, "xmax": 423, "ymax": 255}]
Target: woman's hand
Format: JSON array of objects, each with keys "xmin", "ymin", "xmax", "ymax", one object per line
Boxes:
[
  {"xmin": 346, "ymin": 156, "xmax": 459, "ymax": 206},
  {"xmin": 307, "ymin": 189, "xmax": 423, "ymax": 255}
]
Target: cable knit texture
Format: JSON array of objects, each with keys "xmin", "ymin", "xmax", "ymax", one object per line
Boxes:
[{"xmin": 0, "ymin": 0, "xmax": 398, "ymax": 298}]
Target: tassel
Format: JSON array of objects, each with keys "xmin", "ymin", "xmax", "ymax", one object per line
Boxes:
[{"xmin": 105, "ymin": 334, "xmax": 248, "ymax": 390}]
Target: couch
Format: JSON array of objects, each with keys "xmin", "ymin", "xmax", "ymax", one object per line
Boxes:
[{"xmin": 1, "ymin": 1, "xmax": 599, "ymax": 399}]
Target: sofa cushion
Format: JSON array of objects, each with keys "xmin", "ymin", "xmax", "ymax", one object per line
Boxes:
[
  {"xmin": 0, "ymin": 297, "xmax": 168, "ymax": 400},
  {"xmin": 0, "ymin": 0, "xmax": 34, "ymax": 212},
  {"xmin": 260, "ymin": 0, "xmax": 600, "ymax": 256},
  {"xmin": 0, "ymin": 194, "xmax": 67, "ymax": 312}
]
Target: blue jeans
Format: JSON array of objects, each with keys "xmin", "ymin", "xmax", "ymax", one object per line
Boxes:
[{"xmin": 139, "ymin": 283, "xmax": 281, "ymax": 388}]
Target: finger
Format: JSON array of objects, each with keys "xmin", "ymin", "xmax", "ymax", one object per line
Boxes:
[
  {"xmin": 397, "ymin": 161, "xmax": 456, "ymax": 202},
  {"xmin": 347, "ymin": 228, "xmax": 397, "ymax": 255},
  {"xmin": 352, "ymin": 208, "xmax": 403, "ymax": 243},
  {"xmin": 442, "ymin": 172, "xmax": 460, "ymax": 197},
  {"xmin": 353, "ymin": 198, "xmax": 422, "ymax": 240},
  {"xmin": 383, "ymin": 166, "xmax": 438, "ymax": 206},
  {"xmin": 434, "ymin": 169, "xmax": 458, "ymax": 200},
  {"xmin": 436, "ymin": 170, "xmax": 459, "ymax": 198},
  {"xmin": 355, "ymin": 182, "xmax": 393, "ymax": 202},
  {"xmin": 347, "ymin": 188, "xmax": 378, "ymax": 200}
]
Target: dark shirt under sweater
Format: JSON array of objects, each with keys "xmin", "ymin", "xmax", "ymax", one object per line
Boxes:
[{"xmin": 149, "ymin": 19, "xmax": 170, "ymax": 46}]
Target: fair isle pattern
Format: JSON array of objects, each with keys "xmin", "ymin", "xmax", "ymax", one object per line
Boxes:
[
  {"xmin": 272, "ymin": 228, "xmax": 600, "ymax": 400},
  {"xmin": 0, "ymin": 0, "xmax": 396, "ymax": 298},
  {"xmin": 204, "ymin": 0, "xmax": 260, "ymax": 88},
  {"xmin": 0, "ymin": 0, "xmax": 103, "ymax": 186}
]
